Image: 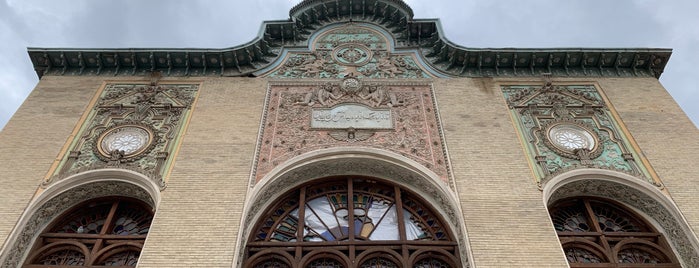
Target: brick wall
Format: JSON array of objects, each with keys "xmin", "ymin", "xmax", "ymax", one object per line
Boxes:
[{"xmin": 434, "ymin": 78, "xmax": 568, "ymax": 267}]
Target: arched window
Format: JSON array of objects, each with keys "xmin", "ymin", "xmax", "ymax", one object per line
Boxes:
[
  {"xmin": 245, "ymin": 176, "xmax": 459, "ymax": 268},
  {"xmin": 23, "ymin": 197, "xmax": 153, "ymax": 267},
  {"xmin": 549, "ymin": 197, "xmax": 680, "ymax": 267}
]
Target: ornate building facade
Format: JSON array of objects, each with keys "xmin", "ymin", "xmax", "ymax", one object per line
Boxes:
[{"xmin": 1, "ymin": 0, "xmax": 698, "ymax": 267}]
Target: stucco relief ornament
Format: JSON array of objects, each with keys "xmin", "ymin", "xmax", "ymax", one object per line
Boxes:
[
  {"xmin": 340, "ymin": 75, "xmax": 362, "ymax": 95},
  {"xmin": 295, "ymin": 82, "xmax": 340, "ymax": 107},
  {"xmin": 333, "ymin": 44, "xmax": 372, "ymax": 66},
  {"xmin": 328, "ymin": 127, "xmax": 375, "ymax": 142}
]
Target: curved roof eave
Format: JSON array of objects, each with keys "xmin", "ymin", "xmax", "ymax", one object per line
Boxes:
[{"xmin": 27, "ymin": 0, "xmax": 671, "ymax": 79}]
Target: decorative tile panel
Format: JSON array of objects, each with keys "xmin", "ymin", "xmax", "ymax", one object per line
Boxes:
[
  {"xmin": 502, "ymin": 82, "xmax": 657, "ymax": 186},
  {"xmin": 45, "ymin": 80, "xmax": 199, "ymax": 189},
  {"xmin": 253, "ymin": 78, "xmax": 451, "ymax": 185}
]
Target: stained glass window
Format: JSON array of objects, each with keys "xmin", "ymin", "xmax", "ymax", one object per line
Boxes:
[
  {"xmin": 24, "ymin": 198, "xmax": 153, "ymax": 267},
  {"xmin": 549, "ymin": 197, "xmax": 679, "ymax": 267},
  {"xmin": 246, "ymin": 176, "xmax": 459, "ymax": 267}
]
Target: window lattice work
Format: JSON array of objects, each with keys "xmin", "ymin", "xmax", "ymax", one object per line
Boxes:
[
  {"xmin": 246, "ymin": 177, "xmax": 459, "ymax": 267},
  {"xmin": 24, "ymin": 198, "xmax": 153, "ymax": 267},
  {"xmin": 549, "ymin": 198, "xmax": 679, "ymax": 267}
]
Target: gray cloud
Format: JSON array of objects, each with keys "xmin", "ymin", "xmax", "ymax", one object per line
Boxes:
[{"xmin": 1, "ymin": 0, "xmax": 697, "ymax": 130}]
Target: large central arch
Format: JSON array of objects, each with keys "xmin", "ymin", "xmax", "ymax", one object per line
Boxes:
[{"xmin": 235, "ymin": 147, "xmax": 471, "ymax": 267}]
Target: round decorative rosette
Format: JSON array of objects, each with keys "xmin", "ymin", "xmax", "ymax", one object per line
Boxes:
[
  {"xmin": 332, "ymin": 43, "xmax": 372, "ymax": 66},
  {"xmin": 96, "ymin": 123, "xmax": 157, "ymax": 161},
  {"xmin": 340, "ymin": 76, "xmax": 363, "ymax": 95},
  {"xmin": 543, "ymin": 121, "xmax": 602, "ymax": 160}
]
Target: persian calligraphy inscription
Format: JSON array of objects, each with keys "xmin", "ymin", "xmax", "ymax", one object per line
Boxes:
[{"xmin": 311, "ymin": 104, "xmax": 392, "ymax": 129}]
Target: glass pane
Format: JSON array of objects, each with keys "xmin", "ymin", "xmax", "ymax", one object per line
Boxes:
[
  {"xmin": 253, "ymin": 257, "xmax": 290, "ymax": 268},
  {"xmin": 360, "ymin": 257, "xmax": 398, "ymax": 268},
  {"xmin": 112, "ymin": 202, "xmax": 153, "ymax": 235},
  {"xmin": 36, "ymin": 249, "xmax": 86, "ymax": 265},
  {"xmin": 51, "ymin": 203, "xmax": 112, "ymax": 234},
  {"xmin": 305, "ymin": 197, "xmax": 348, "ymax": 241},
  {"xmin": 413, "ymin": 257, "xmax": 451, "ymax": 268},
  {"xmin": 564, "ymin": 247, "xmax": 603, "ymax": 263},
  {"xmin": 551, "ymin": 204, "xmax": 591, "ymax": 232},
  {"xmin": 100, "ymin": 250, "xmax": 140, "ymax": 266},
  {"xmin": 306, "ymin": 257, "xmax": 344, "ymax": 268},
  {"xmin": 367, "ymin": 204, "xmax": 398, "ymax": 240},
  {"xmin": 592, "ymin": 204, "xmax": 643, "ymax": 232},
  {"xmin": 618, "ymin": 248, "xmax": 664, "ymax": 263}
]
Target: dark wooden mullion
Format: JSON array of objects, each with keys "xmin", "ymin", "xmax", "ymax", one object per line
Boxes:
[
  {"xmin": 247, "ymin": 240, "xmax": 458, "ymax": 247},
  {"xmin": 394, "ymin": 186, "xmax": 409, "ymax": 267},
  {"xmin": 584, "ymin": 200, "xmax": 615, "ymax": 264},
  {"xmin": 347, "ymin": 178, "xmax": 356, "ymax": 265},
  {"xmin": 295, "ymin": 186, "xmax": 307, "ymax": 263},
  {"xmin": 86, "ymin": 201, "xmax": 119, "ymax": 265}
]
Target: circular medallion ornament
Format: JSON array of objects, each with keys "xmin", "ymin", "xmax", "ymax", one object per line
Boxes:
[
  {"xmin": 332, "ymin": 43, "xmax": 372, "ymax": 66},
  {"xmin": 97, "ymin": 124, "xmax": 155, "ymax": 159},
  {"xmin": 340, "ymin": 76, "xmax": 362, "ymax": 94},
  {"xmin": 544, "ymin": 122, "xmax": 601, "ymax": 159}
]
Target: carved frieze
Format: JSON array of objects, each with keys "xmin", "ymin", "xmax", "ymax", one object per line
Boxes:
[
  {"xmin": 254, "ymin": 79, "xmax": 451, "ymax": 184},
  {"xmin": 45, "ymin": 79, "xmax": 199, "ymax": 188},
  {"xmin": 265, "ymin": 24, "xmax": 431, "ymax": 79},
  {"xmin": 502, "ymin": 83, "xmax": 657, "ymax": 186}
]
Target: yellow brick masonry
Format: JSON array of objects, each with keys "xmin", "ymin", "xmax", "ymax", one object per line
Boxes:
[
  {"xmin": 2, "ymin": 75, "xmax": 698, "ymax": 268},
  {"xmin": 434, "ymin": 78, "xmax": 569, "ymax": 267},
  {"xmin": 598, "ymin": 77, "xmax": 699, "ymax": 240},
  {"xmin": 136, "ymin": 77, "xmax": 265, "ymax": 267},
  {"xmin": 0, "ymin": 76, "xmax": 103, "ymax": 250}
]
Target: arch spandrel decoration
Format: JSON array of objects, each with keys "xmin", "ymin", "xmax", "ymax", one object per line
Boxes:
[
  {"xmin": 261, "ymin": 23, "xmax": 437, "ymax": 79},
  {"xmin": 544, "ymin": 171, "xmax": 699, "ymax": 267}
]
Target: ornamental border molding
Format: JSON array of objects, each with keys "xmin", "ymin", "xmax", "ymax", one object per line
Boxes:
[
  {"xmin": 44, "ymin": 80, "xmax": 199, "ymax": 190},
  {"xmin": 501, "ymin": 82, "xmax": 657, "ymax": 187},
  {"xmin": 0, "ymin": 169, "xmax": 159, "ymax": 268},
  {"xmin": 235, "ymin": 147, "xmax": 472, "ymax": 268},
  {"xmin": 543, "ymin": 169, "xmax": 699, "ymax": 267},
  {"xmin": 250, "ymin": 78, "xmax": 454, "ymax": 187}
]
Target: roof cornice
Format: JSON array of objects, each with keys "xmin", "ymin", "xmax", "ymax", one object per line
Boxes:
[{"xmin": 27, "ymin": 0, "xmax": 671, "ymax": 79}]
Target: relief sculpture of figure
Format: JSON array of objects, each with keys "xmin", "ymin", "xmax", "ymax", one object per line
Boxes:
[
  {"xmin": 296, "ymin": 83, "xmax": 339, "ymax": 106},
  {"xmin": 377, "ymin": 57, "xmax": 403, "ymax": 78},
  {"xmin": 298, "ymin": 53, "xmax": 325, "ymax": 77},
  {"xmin": 360, "ymin": 84, "xmax": 401, "ymax": 107}
]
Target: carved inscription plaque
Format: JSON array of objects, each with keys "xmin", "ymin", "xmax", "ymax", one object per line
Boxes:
[
  {"xmin": 254, "ymin": 81, "xmax": 451, "ymax": 184},
  {"xmin": 311, "ymin": 104, "xmax": 392, "ymax": 129}
]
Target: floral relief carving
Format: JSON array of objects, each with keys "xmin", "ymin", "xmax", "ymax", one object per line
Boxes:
[
  {"xmin": 46, "ymin": 80, "xmax": 199, "ymax": 189},
  {"xmin": 502, "ymin": 83, "xmax": 656, "ymax": 186},
  {"xmin": 266, "ymin": 24, "xmax": 431, "ymax": 79},
  {"xmin": 253, "ymin": 81, "xmax": 451, "ymax": 185}
]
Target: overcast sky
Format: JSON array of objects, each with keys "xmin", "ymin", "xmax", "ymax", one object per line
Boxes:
[{"xmin": 0, "ymin": 0, "xmax": 697, "ymax": 130}]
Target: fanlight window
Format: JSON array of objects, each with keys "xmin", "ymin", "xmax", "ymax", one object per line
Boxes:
[
  {"xmin": 549, "ymin": 197, "xmax": 680, "ymax": 267},
  {"xmin": 246, "ymin": 177, "xmax": 459, "ymax": 267},
  {"xmin": 23, "ymin": 198, "xmax": 153, "ymax": 267}
]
